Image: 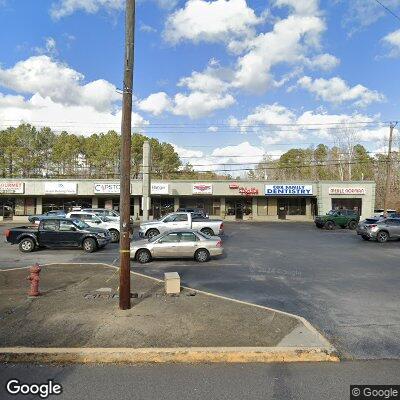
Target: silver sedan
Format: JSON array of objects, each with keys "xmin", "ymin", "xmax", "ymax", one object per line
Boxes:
[{"xmin": 130, "ymin": 229, "xmax": 223, "ymax": 263}]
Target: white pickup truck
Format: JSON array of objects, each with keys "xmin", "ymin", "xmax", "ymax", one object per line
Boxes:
[
  {"xmin": 139, "ymin": 212, "xmax": 224, "ymax": 239},
  {"xmin": 66, "ymin": 211, "xmax": 120, "ymax": 242}
]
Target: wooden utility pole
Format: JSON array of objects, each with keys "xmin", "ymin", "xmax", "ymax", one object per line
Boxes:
[
  {"xmin": 119, "ymin": 0, "xmax": 135, "ymax": 310},
  {"xmin": 383, "ymin": 122, "xmax": 397, "ymax": 217}
]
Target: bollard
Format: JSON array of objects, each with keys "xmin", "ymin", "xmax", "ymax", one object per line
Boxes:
[{"xmin": 27, "ymin": 263, "xmax": 41, "ymax": 297}]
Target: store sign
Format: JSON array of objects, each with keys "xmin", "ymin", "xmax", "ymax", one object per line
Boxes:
[
  {"xmin": 239, "ymin": 187, "xmax": 259, "ymax": 196},
  {"xmin": 265, "ymin": 184, "xmax": 313, "ymax": 195},
  {"xmin": 193, "ymin": 183, "xmax": 213, "ymax": 195},
  {"xmin": 0, "ymin": 181, "xmax": 24, "ymax": 194},
  {"xmin": 94, "ymin": 183, "xmax": 120, "ymax": 194},
  {"xmin": 45, "ymin": 182, "xmax": 77, "ymax": 194},
  {"xmin": 329, "ymin": 187, "xmax": 366, "ymax": 195},
  {"xmin": 229, "ymin": 183, "xmax": 239, "ymax": 189},
  {"xmin": 151, "ymin": 183, "xmax": 169, "ymax": 195}
]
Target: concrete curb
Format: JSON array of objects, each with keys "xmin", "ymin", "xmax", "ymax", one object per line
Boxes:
[
  {"xmin": 0, "ymin": 262, "xmax": 340, "ymax": 363},
  {"xmin": 0, "ymin": 347, "xmax": 339, "ymax": 364}
]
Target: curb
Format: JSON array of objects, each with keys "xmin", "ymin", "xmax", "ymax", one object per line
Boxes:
[{"xmin": 0, "ymin": 347, "xmax": 339, "ymax": 364}]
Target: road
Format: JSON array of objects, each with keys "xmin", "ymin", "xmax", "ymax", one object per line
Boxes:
[
  {"xmin": 1, "ymin": 361, "xmax": 400, "ymax": 400},
  {"xmin": 1, "ymin": 221, "xmax": 400, "ymax": 359}
]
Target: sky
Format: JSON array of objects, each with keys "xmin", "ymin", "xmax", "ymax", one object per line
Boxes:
[{"xmin": 1, "ymin": 0, "xmax": 400, "ymax": 173}]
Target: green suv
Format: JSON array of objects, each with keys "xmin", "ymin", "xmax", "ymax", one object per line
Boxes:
[{"xmin": 315, "ymin": 210, "xmax": 360, "ymax": 230}]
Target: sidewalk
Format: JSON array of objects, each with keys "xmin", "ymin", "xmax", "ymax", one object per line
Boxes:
[{"xmin": 0, "ymin": 263, "xmax": 337, "ymax": 362}]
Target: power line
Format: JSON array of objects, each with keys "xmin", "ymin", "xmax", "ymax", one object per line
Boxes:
[{"xmin": 373, "ymin": 0, "xmax": 400, "ymax": 22}]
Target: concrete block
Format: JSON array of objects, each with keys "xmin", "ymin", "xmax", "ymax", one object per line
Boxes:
[{"xmin": 164, "ymin": 272, "xmax": 180, "ymax": 295}]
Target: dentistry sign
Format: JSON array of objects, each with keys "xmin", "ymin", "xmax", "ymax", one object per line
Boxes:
[
  {"xmin": 193, "ymin": 183, "xmax": 213, "ymax": 195},
  {"xmin": 45, "ymin": 182, "xmax": 77, "ymax": 194},
  {"xmin": 0, "ymin": 181, "xmax": 24, "ymax": 194},
  {"xmin": 265, "ymin": 184, "xmax": 313, "ymax": 195}
]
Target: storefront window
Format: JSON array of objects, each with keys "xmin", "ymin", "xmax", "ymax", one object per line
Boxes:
[
  {"xmin": 225, "ymin": 197, "xmax": 253, "ymax": 219},
  {"xmin": 257, "ymin": 198, "xmax": 269, "ymax": 216},
  {"xmin": 212, "ymin": 199, "xmax": 221, "ymax": 216},
  {"xmin": 179, "ymin": 197, "xmax": 213, "ymax": 216},
  {"xmin": 151, "ymin": 197, "xmax": 174, "ymax": 219},
  {"xmin": 277, "ymin": 198, "xmax": 306, "ymax": 215},
  {"xmin": 0, "ymin": 197, "xmax": 36, "ymax": 217},
  {"xmin": 98, "ymin": 198, "xmax": 120, "ymax": 211},
  {"xmin": 331, "ymin": 198, "xmax": 362, "ymax": 215},
  {"xmin": 42, "ymin": 197, "xmax": 92, "ymax": 214}
]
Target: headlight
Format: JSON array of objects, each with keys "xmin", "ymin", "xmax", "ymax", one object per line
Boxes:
[{"xmin": 96, "ymin": 232, "xmax": 106, "ymax": 238}]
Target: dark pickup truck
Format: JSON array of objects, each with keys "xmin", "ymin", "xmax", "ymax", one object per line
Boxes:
[{"xmin": 4, "ymin": 218, "xmax": 111, "ymax": 253}]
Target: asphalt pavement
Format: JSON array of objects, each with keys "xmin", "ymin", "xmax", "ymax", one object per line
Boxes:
[
  {"xmin": 1, "ymin": 361, "xmax": 400, "ymax": 400},
  {"xmin": 1, "ymin": 221, "xmax": 399, "ymax": 359}
]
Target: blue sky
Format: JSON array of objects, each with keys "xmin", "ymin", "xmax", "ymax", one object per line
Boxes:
[{"xmin": 0, "ymin": 0, "xmax": 400, "ymax": 171}]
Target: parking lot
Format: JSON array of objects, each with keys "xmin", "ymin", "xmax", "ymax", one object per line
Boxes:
[{"xmin": 1, "ymin": 221, "xmax": 399, "ymax": 360}]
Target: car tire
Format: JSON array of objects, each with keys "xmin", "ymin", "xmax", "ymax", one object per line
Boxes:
[
  {"xmin": 348, "ymin": 220, "xmax": 357, "ymax": 230},
  {"xmin": 377, "ymin": 231, "xmax": 389, "ymax": 243},
  {"xmin": 361, "ymin": 235, "xmax": 370, "ymax": 241},
  {"xmin": 83, "ymin": 238, "xmax": 97, "ymax": 253},
  {"xmin": 146, "ymin": 229, "xmax": 160, "ymax": 239},
  {"xmin": 109, "ymin": 229, "xmax": 120, "ymax": 243},
  {"xmin": 19, "ymin": 238, "xmax": 35, "ymax": 253},
  {"xmin": 200, "ymin": 228, "xmax": 214, "ymax": 236},
  {"xmin": 324, "ymin": 221, "xmax": 335, "ymax": 230},
  {"xmin": 195, "ymin": 248, "xmax": 210, "ymax": 263},
  {"xmin": 136, "ymin": 249, "xmax": 151, "ymax": 264}
]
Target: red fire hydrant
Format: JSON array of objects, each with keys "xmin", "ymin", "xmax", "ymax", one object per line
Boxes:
[{"xmin": 27, "ymin": 263, "xmax": 41, "ymax": 297}]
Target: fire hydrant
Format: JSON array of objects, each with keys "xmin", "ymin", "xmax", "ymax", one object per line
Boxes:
[{"xmin": 27, "ymin": 263, "xmax": 41, "ymax": 297}]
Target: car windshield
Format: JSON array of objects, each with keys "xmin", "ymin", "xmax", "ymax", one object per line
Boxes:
[
  {"xmin": 327, "ymin": 210, "xmax": 337, "ymax": 215},
  {"xmin": 71, "ymin": 219, "xmax": 89, "ymax": 229}
]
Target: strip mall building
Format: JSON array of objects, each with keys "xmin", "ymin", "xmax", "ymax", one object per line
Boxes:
[{"xmin": 0, "ymin": 179, "xmax": 375, "ymax": 222}]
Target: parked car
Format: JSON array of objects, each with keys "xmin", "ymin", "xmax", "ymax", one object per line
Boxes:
[
  {"xmin": 4, "ymin": 218, "xmax": 111, "ymax": 253},
  {"xmin": 81, "ymin": 208, "xmax": 120, "ymax": 222},
  {"xmin": 66, "ymin": 211, "xmax": 120, "ymax": 242},
  {"xmin": 176, "ymin": 207, "xmax": 208, "ymax": 218},
  {"xmin": 314, "ymin": 209, "xmax": 360, "ymax": 230},
  {"xmin": 357, "ymin": 218, "xmax": 400, "ymax": 242},
  {"xmin": 131, "ymin": 228, "xmax": 223, "ymax": 263},
  {"xmin": 28, "ymin": 210, "xmax": 67, "ymax": 224},
  {"xmin": 139, "ymin": 212, "xmax": 224, "ymax": 239}
]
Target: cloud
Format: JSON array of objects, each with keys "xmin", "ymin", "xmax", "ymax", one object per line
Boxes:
[
  {"xmin": 0, "ymin": 91, "xmax": 147, "ymax": 135},
  {"xmin": 50, "ymin": 0, "xmax": 124, "ymax": 19},
  {"xmin": 173, "ymin": 91, "xmax": 235, "ymax": 118},
  {"xmin": 382, "ymin": 29, "xmax": 400, "ymax": 57},
  {"xmin": 274, "ymin": 0, "xmax": 319, "ymax": 16},
  {"xmin": 34, "ymin": 37, "xmax": 58, "ymax": 56},
  {"xmin": 164, "ymin": 0, "xmax": 263, "ymax": 45},
  {"xmin": 307, "ymin": 53, "xmax": 340, "ymax": 71},
  {"xmin": 0, "ymin": 55, "xmax": 120, "ymax": 113},
  {"xmin": 208, "ymin": 126, "xmax": 219, "ymax": 132},
  {"xmin": 297, "ymin": 76, "xmax": 385, "ymax": 107},
  {"xmin": 139, "ymin": 23, "xmax": 157, "ymax": 33},
  {"xmin": 0, "ymin": 55, "xmax": 147, "ymax": 135},
  {"xmin": 137, "ymin": 92, "xmax": 172, "ymax": 115},
  {"xmin": 232, "ymin": 14, "xmax": 326, "ymax": 92},
  {"xmin": 230, "ymin": 102, "xmax": 384, "ymax": 145},
  {"xmin": 211, "ymin": 141, "xmax": 264, "ymax": 164}
]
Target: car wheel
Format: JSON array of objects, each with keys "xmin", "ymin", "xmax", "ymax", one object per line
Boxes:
[
  {"xmin": 195, "ymin": 248, "xmax": 210, "ymax": 263},
  {"xmin": 361, "ymin": 235, "xmax": 370, "ymax": 241},
  {"xmin": 200, "ymin": 228, "xmax": 214, "ymax": 236},
  {"xmin": 136, "ymin": 249, "xmax": 151, "ymax": 264},
  {"xmin": 109, "ymin": 229, "xmax": 120, "ymax": 243},
  {"xmin": 348, "ymin": 220, "xmax": 357, "ymax": 230},
  {"xmin": 146, "ymin": 229, "xmax": 159, "ymax": 239},
  {"xmin": 324, "ymin": 221, "xmax": 335, "ymax": 230},
  {"xmin": 377, "ymin": 231, "xmax": 389, "ymax": 243},
  {"xmin": 19, "ymin": 238, "xmax": 35, "ymax": 253},
  {"xmin": 83, "ymin": 238, "xmax": 97, "ymax": 253}
]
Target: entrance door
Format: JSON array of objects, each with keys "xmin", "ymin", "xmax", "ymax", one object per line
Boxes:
[
  {"xmin": 235, "ymin": 202, "xmax": 244, "ymax": 220},
  {"xmin": 277, "ymin": 199, "xmax": 287, "ymax": 220}
]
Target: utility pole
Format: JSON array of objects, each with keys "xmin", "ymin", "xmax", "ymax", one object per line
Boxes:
[
  {"xmin": 119, "ymin": 0, "xmax": 135, "ymax": 310},
  {"xmin": 383, "ymin": 121, "xmax": 397, "ymax": 217}
]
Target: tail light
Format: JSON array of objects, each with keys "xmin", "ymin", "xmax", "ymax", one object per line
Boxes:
[
  {"xmin": 220, "ymin": 222, "xmax": 224, "ymax": 231},
  {"xmin": 4, "ymin": 229, "xmax": 10, "ymax": 238},
  {"xmin": 368, "ymin": 224, "xmax": 377, "ymax": 228},
  {"xmin": 216, "ymin": 240, "xmax": 222, "ymax": 248}
]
